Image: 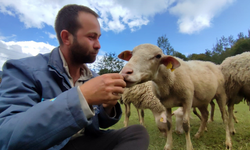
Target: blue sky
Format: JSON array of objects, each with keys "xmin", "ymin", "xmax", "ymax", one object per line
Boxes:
[{"xmin": 0, "ymin": 0, "xmax": 250, "ymax": 71}]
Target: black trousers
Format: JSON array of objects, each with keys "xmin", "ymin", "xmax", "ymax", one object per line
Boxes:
[{"xmin": 61, "ymin": 124, "xmax": 150, "ymax": 150}]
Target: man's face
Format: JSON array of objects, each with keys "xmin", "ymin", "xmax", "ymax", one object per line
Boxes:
[{"xmin": 69, "ymin": 11, "xmax": 101, "ymax": 64}]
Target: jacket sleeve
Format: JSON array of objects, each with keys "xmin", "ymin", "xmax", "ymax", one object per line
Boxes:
[
  {"xmin": 0, "ymin": 60, "xmax": 92, "ymax": 150},
  {"xmin": 98, "ymin": 103, "xmax": 122, "ymax": 128},
  {"xmin": 88, "ymin": 70, "xmax": 123, "ymax": 129}
]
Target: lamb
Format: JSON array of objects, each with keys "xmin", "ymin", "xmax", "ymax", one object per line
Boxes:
[
  {"xmin": 118, "ymin": 44, "xmax": 231, "ymax": 150},
  {"xmin": 120, "ymin": 81, "xmax": 167, "ymax": 136},
  {"xmin": 219, "ymin": 52, "xmax": 250, "ymax": 135}
]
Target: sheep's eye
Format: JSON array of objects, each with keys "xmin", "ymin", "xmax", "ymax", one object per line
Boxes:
[{"xmin": 155, "ymin": 54, "xmax": 161, "ymax": 59}]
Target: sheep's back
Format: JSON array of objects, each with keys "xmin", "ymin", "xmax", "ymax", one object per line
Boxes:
[
  {"xmin": 220, "ymin": 52, "xmax": 250, "ymax": 97},
  {"xmin": 173, "ymin": 60, "xmax": 223, "ymax": 101}
]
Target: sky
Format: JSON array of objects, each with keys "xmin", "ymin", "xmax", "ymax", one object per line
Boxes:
[{"xmin": 0, "ymin": 0, "xmax": 250, "ymax": 71}]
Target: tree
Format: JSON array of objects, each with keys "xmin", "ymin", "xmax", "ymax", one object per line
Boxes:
[
  {"xmin": 96, "ymin": 52, "xmax": 125, "ymax": 75},
  {"xmin": 230, "ymin": 38, "xmax": 250, "ymax": 55},
  {"xmin": 205, "ymin": 35, "xmax": 236, "ymax": 64},
  {"xmin": 157, "ymin": 34, "xmax": 175, "ymax": 55},
  {"xmin": 173, "ymin": 51, "xmax": 188, "ymax": 60},
  {"xmin": 187, "ymin": 53, "xmax": 208, "ymax": 61},
  {"xmin": 238, "ymin": 32, "xmax": 245, "ymax": 39}
]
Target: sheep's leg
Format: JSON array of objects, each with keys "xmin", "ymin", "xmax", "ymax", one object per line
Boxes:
[
  {"xmin": 208, "ymin": 100, "xmax": 215, "ymax": 122},
  {"xmin": 216, "ymin": 96, "xmax": 232, "ymax": 150},
  {"xmin": 136, "ymin": 108, "xmax": 141, "ymax": 123},
  {"xmin": 123, "ymin": 103, "xmax": 127, "ymax": 127},
  {"xmin": 232, "ymin": 105, "xmax": 239, "ymax": 123},
  {"xmin": 228, "ymin": 104, "xmax": 236, "ymax": 134},
  {"xmin": 193, "ymin": 107, "xmax": 202, "ymax": 120},
  {"xmin": 193, "ymin": 107, "xmax": 208, "ymax": 131},
  {"xmin": 194, "ymin": 105, "xmax": 209, "ymax": 139},
  {"xmin": 140, "ymin": 109, "xmax": 145, "ymax": 126},
  {"xmin": 164, "ymin": 108, "xmax": 173, "ymax": 150},
  {"xmin": 233, "ymin": 113, "xmax": 238, "ymax": 123},
  {"xmin": 124, "ymin": 103, "xmax": 131, "ymax": 127},
  {"xmin": 137, "ymin": 109, "xmax": 145, "ymax": 126},
  {"xmin": 182, "ymin": 104, "xmax": 194, "ymax": 150}
]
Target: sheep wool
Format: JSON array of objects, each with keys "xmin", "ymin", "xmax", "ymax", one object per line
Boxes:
[
  {"xmin": 220, "ymin": 51, "xmax": 250, "ymax": 105},
  {"xmin": 122, "ymin": 81, "xmax": 165, "ymax": 113}
]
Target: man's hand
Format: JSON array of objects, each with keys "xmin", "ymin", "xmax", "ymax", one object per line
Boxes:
[
  {"xmin": 102, "ymin": 100, "xmax": 118, "ymax": 116},
  {"xmin": 80, "ymin": 73, "xmax": 126, "ymax": 105}
]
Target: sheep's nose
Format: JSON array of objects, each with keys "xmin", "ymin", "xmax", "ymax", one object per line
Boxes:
[
  {"xmin": 120, "ymin": 68, "xmax": 133, "ymax": 78},
  {"xmin": 121, "ymin": 68, "xmax": 133, "ymax": 74}
]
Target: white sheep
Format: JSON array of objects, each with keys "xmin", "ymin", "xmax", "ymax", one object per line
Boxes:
[
  {"xmin": 173, "ymin": 102, "xmax": 238, "ymax": 135},
  {"xmin": 172, "ymin": 107, "xmax": 207, "ymax": 135},
  {"xmin": 219, "ymin": 52, "xmax": 250, "ymax": 135},
  {"xmin": 118, "ymin": 44, "xmax": 231, "ymax": 150},
  {"xmin": 120, "ymin": 81, "xmax": 167, "ymax": 136}
]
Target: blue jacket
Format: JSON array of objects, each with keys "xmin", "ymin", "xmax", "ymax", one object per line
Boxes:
[{"xmin": 0, "ymin": 47, "xmax": 122, "ymax": 150}]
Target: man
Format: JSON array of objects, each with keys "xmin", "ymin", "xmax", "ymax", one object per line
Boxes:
[{"xmin": 0, "ymin": 4, "xmax": 149, "ymax": 150}]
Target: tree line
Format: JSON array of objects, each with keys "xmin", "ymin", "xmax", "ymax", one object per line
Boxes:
[
  {"xmin": 158, "ymin": 30, "xmax": 250, "ymax": 64},
  {"xmin": 0, "ymin": 30, "xmax": 249, "ymax": 78},
  {"xmin": 96, "ymin": 29, "xmax": 250, "ymax": 75}
]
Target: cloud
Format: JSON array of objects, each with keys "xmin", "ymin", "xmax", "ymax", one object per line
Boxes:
[
  {"xmin": 0, "ymin": 39, "xmax": 108, "ymax": 72},
  {"xmin": 87, "ymin": 55, "xmax": 104, "ymax": 72},
  {"xmin": 0, "ymin": 0, "xmax": 173, "ymax": 33},
  {"xmin": 0, "ymin": 40, "xmax": 55, "ymax": 70},
  {"xmin": 0, "ymin": 34, "xmax": 16, "ymax": 40},
  {"xmin": 0, "ymin": 0, "xmax": 235, "ymax": 34},
  {"xmin": 169, "ymin": 0, "xmax": 235, "ymax": 34},
  {"xmin": 45, "ymin": 32, "xmax": 57, "ymax": 39}
]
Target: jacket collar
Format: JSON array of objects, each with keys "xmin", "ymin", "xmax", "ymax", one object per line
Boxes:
[
  {"xmin": 48, "ymin": 47, "xmax": 71, "ymax": 89},
  {"xmin": 47, "ymin": 46, "xmax": 99, "ymax": 89},
  {"xmin": 48, "ymin": 46, "xmax": 65, "ymax": 75}
]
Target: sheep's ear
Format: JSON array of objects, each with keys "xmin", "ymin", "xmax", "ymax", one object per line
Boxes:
[
  {"xmin": 160, "ymin": 112, "xmax": 167, "ymax": 123},
  {"xmin": 160, "ymin": 56, "xmax": 181, "ymax": 71},
  {"xmin": 118, "ymin": 50, "xmax": 132, "ymax": 61}
]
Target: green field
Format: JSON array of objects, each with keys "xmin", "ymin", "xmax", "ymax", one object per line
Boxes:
[{"xmin": 110, "ymin": 102, "xmax": 250, "ymax": 150}]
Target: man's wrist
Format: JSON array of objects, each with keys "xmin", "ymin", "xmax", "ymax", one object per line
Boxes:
[{"xmin": 103, "ymin": 104, "xmax": 116, "ymax": 117}]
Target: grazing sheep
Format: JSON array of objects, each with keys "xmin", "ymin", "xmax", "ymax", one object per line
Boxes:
[
  {"xmin": 173, "ymin": 107, "xmax": 209, "ymax": 135},
  {"xmin": 172, "ymin": 107, "xmax": 186, "ymax": 135},
  {"xmin": 118, "ymin": 44, "xmax": 231, "ymax": 150},
  {"xmin": 120, "ymin": 81, "xmax": 167, "ymax": 136},
  {"xmin": 219, "ymin": 52, "xmax": 250, "ymax": 134}
]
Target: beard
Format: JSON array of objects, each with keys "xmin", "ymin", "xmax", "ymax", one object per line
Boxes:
[{"xmin": 69, "ymin": 38, "xmax": 98, "ymax": 64}]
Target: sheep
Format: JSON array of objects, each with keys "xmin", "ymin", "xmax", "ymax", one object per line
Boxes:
[
  {"xmin": 173, "ymin": 107, "xmax": 208, "ymax": 135},
  {"xmin": 118, "ymin": 43, "xmax": 231, "ymax": 150},
  {"xmin": 172, "ymin": 107, "xmax": 186, "ymax": 135},
  {"xmin": 120, "ymin": 81, "xmax": 167, "ymax": 136},
  {"xmin": 219, "ymin": 52, "xmax": 250, "ymax": 135},
  {"xmin": 193, "ymin": 100, "xmax": 238, "ymax": 123},
  {"xmin": 173, "ymin": 103, "xmax": 238, "ymax": 135}
]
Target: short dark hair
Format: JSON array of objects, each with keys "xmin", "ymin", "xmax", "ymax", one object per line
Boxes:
[{"xmin": 55, "ymin": 4, "xmax": 99, "ymax": 45}]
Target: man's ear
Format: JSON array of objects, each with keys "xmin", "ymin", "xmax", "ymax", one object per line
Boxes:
[
  {"xmin": 118, "ymin": 50, "xmax": 132, "ymax": 61},
  {"xmin": 160, "ymin": 56, "xmax": 181, "ymax": 71},
  {"xmin": 60, "ymin": 30, "xmax": 73, "ymax": 46}
]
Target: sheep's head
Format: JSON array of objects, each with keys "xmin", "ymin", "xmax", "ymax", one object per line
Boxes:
[{"xmin": 118, "ymin": 43, "xmax": 180, "ymax": 88}]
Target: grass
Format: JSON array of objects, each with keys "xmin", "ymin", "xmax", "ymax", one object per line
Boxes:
[{"xmin": 109, "ymin": 102, "xmax": 250, "ymax": 150}]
